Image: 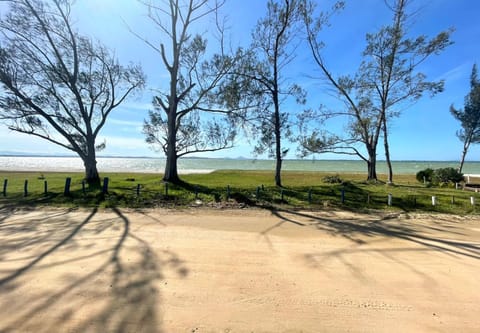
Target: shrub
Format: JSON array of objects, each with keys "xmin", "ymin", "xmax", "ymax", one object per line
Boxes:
[
  {"xmin": 416, "ymin": 168, "xmax": 434, "ymax": 183},
  {"xmin": 433, "ymin": 167, "xmax": 464, "ymax": 184},
  {"xmin": 322, "ymin": 174, "xmax": 343, "ymax": 184}
]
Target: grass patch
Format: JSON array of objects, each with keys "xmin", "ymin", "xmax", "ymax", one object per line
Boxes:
[{"xmin": 0, "ymin": 170, "xmax": 477, "ymax": 214}]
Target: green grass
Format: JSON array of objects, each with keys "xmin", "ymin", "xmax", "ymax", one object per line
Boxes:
[{"xmin": 0, "ymin": 170, "xmax": 478, "ymax": 214}]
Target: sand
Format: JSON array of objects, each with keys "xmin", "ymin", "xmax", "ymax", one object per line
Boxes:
[{"xmin": 0, "ymin": 206, "xmax": 479, "ymax": 332}]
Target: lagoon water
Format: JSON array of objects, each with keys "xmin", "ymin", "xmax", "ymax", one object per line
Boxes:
[{"xmin": 1, "ymin": 156, "xmax": 479, "ymax": 175}]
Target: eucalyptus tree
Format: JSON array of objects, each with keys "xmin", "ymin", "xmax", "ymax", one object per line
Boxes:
[
  {"xmin": 243, "ymin": 0, "xmax": 306, "ymax": 187},
  {"xmin": 300, "ymin": 0, "xmax": 452, "ymax": 182},
  {"xmin": 0, "ymin": 0, "xmax": 145, "ymax": 185},
  {"xmin": 450, "ymin": 64, "xmax": 480, "ymax": 173},
  {"xmin": 139, "ymin": 0, "xmax": 249, "ymax": 184}
]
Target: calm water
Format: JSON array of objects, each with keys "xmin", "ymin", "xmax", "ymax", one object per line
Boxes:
[{"xmin": 1, "ymin": 156, "xmax": 479, "ymax": 175}]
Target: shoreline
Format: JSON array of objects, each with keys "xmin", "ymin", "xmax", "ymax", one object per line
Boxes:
[{"xmin": 1, "ymin": 156, "xmax": 479, "ymax": 175}]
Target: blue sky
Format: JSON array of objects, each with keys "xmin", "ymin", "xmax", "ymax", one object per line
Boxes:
[{"xmin": 0, "ymin": 0, "xmax": 479, "ymax": 161}]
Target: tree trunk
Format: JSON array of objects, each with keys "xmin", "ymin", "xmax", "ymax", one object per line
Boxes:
[
  {"xmin": 458, "ymin": 141, "xmax": 470, "ymax": 173},
  {"xmin": 274, "ymin": 100, "xmax": 282, "ymax": 187},
  {"xmin": 163, "ymin": 112, "xmax": 181, "ymax": 184},
  {"xmin": 83, "ymin": 153, "xmax": 100, "ymax": 186},
  {"xmin": 164, "ymin": 146, "xmax": 180, "ymax": 183},
  {"xmin": 367, "ymin": 147, "xmax": 377, "ymax": 181},
  {"xmin": 383, "ymin": 120, "xmax": 394, "ymax": 184},
  {"xmin": 275, "ymin": 153, "xmax": 283, "ymax": 187}
]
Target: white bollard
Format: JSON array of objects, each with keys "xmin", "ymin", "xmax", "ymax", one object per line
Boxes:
[
  {"xmin": 471, "ymin": 196, "xmax": 476, "ymax": 206},
  {"xmin": 432, "ymin": 196, "xmax": 437, "ymax": 206},
  {"xmin": 387, "ymin": 193, "xmax": 392, "ymax": 206}
]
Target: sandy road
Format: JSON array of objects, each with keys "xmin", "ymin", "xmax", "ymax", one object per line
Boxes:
[{"xmin": 0, "ymin": 206, "xmax": 479, "ymax": 332}]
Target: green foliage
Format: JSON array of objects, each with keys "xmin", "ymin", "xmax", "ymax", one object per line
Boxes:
[
  {"xmin": 416, "ymin": 168, "xmax": 434, "ymax": 183},
  {"xmin": 417, "ymin": 167, "xmax": 464, "ymax": 185},
  {"xmin": 0, "ymin": 171, "xmax": 478, "ymax": 215},
  {"xmin": 433, "ymin": 168, "xmax": 464, "ymax": 184}
]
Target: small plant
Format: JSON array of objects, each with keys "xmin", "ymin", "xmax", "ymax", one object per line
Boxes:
[
  {"xmin": 416, "ymin": 168, "xmax": 434, "ymax": 183},
  {"xmin": 322, "ymin": 174, "xmax": 343, "ymax": 184}
]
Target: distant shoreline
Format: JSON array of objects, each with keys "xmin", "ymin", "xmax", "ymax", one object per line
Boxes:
[
  {"xmin": 0, "ymin": 154, "xmax": 475, "ymax": 163},
  {"xmin": 1, "ymin": 156, "xmax": 479, "ymax": 175}
]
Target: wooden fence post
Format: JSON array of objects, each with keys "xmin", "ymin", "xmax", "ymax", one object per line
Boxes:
[
  {"xmin": 3, "ymin": 179, "xmax": 7, "ymax": 197},
  {"xmin": 102, "ymin": 177, "xmax": 109, "ymax": 194},
  {"xmin": 24, "ymin": 180, "xmax": 28, "ymax": 197},
  {"xmin": 64, "ymin": 177, "xmax": 72, "ymax": 196}
]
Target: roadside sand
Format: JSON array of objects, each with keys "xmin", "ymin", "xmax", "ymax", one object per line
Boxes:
[{"xmin": 0, "ymin": 206, "xmax": 479, "ymax": 332}]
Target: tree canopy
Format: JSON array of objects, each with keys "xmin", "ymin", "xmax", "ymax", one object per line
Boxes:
[
  {"xmin": 300, "ymin": 0, "xmax": 452, "ymax": 181},
  {"xmin": 0, "ymin": 0, "xmax": 145, "ymax": 184},
  {"xmin": 139, "ymin": 0, "xmax": 250, "ymax": 183},
  {"xmin": 450, "ymin": 64, "xmax": 480, "ymax": 172}
]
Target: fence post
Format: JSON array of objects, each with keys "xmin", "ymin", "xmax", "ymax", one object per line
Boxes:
[
  {"xmin": 194, "ymin": 185, "xmax": 199, "ymax": 199},
  {"xmin": 82, "ymin": 180, "xmax": 86, "ymax": 195},
  {"xmin": 471, "ymin": 196, "xmax": 476, "ymax": 206},
  {"xmin": 341, "ymin": 188, "xmax": 345, "ymax": 204},
  {"xmin": 136, "ymin": 184, "xmax": 141, "ymax": 196},
  {"xmin": 3, "ymin": 179, "xmax": 7, "ymax": 197},
  {"xmin": 64, "ymin": 177, "xmax": 72, "ymax": 196},
  {"xmin": 451, "ymin": 196, "xmax": 455, "ymax": 205},
  {"xmin": 226, "ymin": 185, "xmax": 230, "ymax": 200},
  {"xmin": 308, "ymin": 188, "xmax": 312, "ymax": 204},
  {"xmin": 256, "ymin": 186, "xmax": 260, "ymax": 199},
  {"xmin": 431, "ymin": 196, "xmax": 437, "ymax": 206},
  {"xmin": 367, "ymin": 194, "xmax": 371, "ymax": 204},
  {"xmin": 165, "ymin": 182, "xmax": 169, "ymax": 197},
  {"xmin": 24, "ymin": 180, "xmax": 28, "ymax": 197},
  {"xmin": 387, "ymin": 193, "xmax": 392, "ymax": 206},
  {"xmin": 44, "ymin": 180, "xmax": 48, "ymax": 195},
  {"xmin": 102, "ymin": 177, "xmax": 109, "ymax": 194}
]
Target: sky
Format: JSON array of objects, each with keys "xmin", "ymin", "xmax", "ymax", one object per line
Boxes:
[{"xmin": 0, "ymin": 0, "xmax": 479, "ymax": 161}]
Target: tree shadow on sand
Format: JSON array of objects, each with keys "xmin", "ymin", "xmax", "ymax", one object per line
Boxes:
[
  {"xmin": 0, "ymin": 206, "xmax": 188, "ymax": 333},
  {"xmin": 265, "ymin": 209, "xmax": 480, "ymax": 259},
  {"xmin": 260, "ymin": 208, "xmax": 480, "ymax": 284}
]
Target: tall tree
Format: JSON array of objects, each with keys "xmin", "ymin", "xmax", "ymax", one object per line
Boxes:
[
  {"xmin": 139, "ymin": 0, "xmax": 246, "ymax": 184},
  {"xmin": 0, "ymin": 0, "xmax": 145, "ymax": 185},
  {"xmin": 245, "ymin": 0, "xmax": 306, "ymax": 187},
  {"xmin": 300, "ymin": 0, "xmax": 452, "ymax": 181},
  {"xmin": 450, "ymin": 64, "xmax": 480, "ymax": 173}
]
